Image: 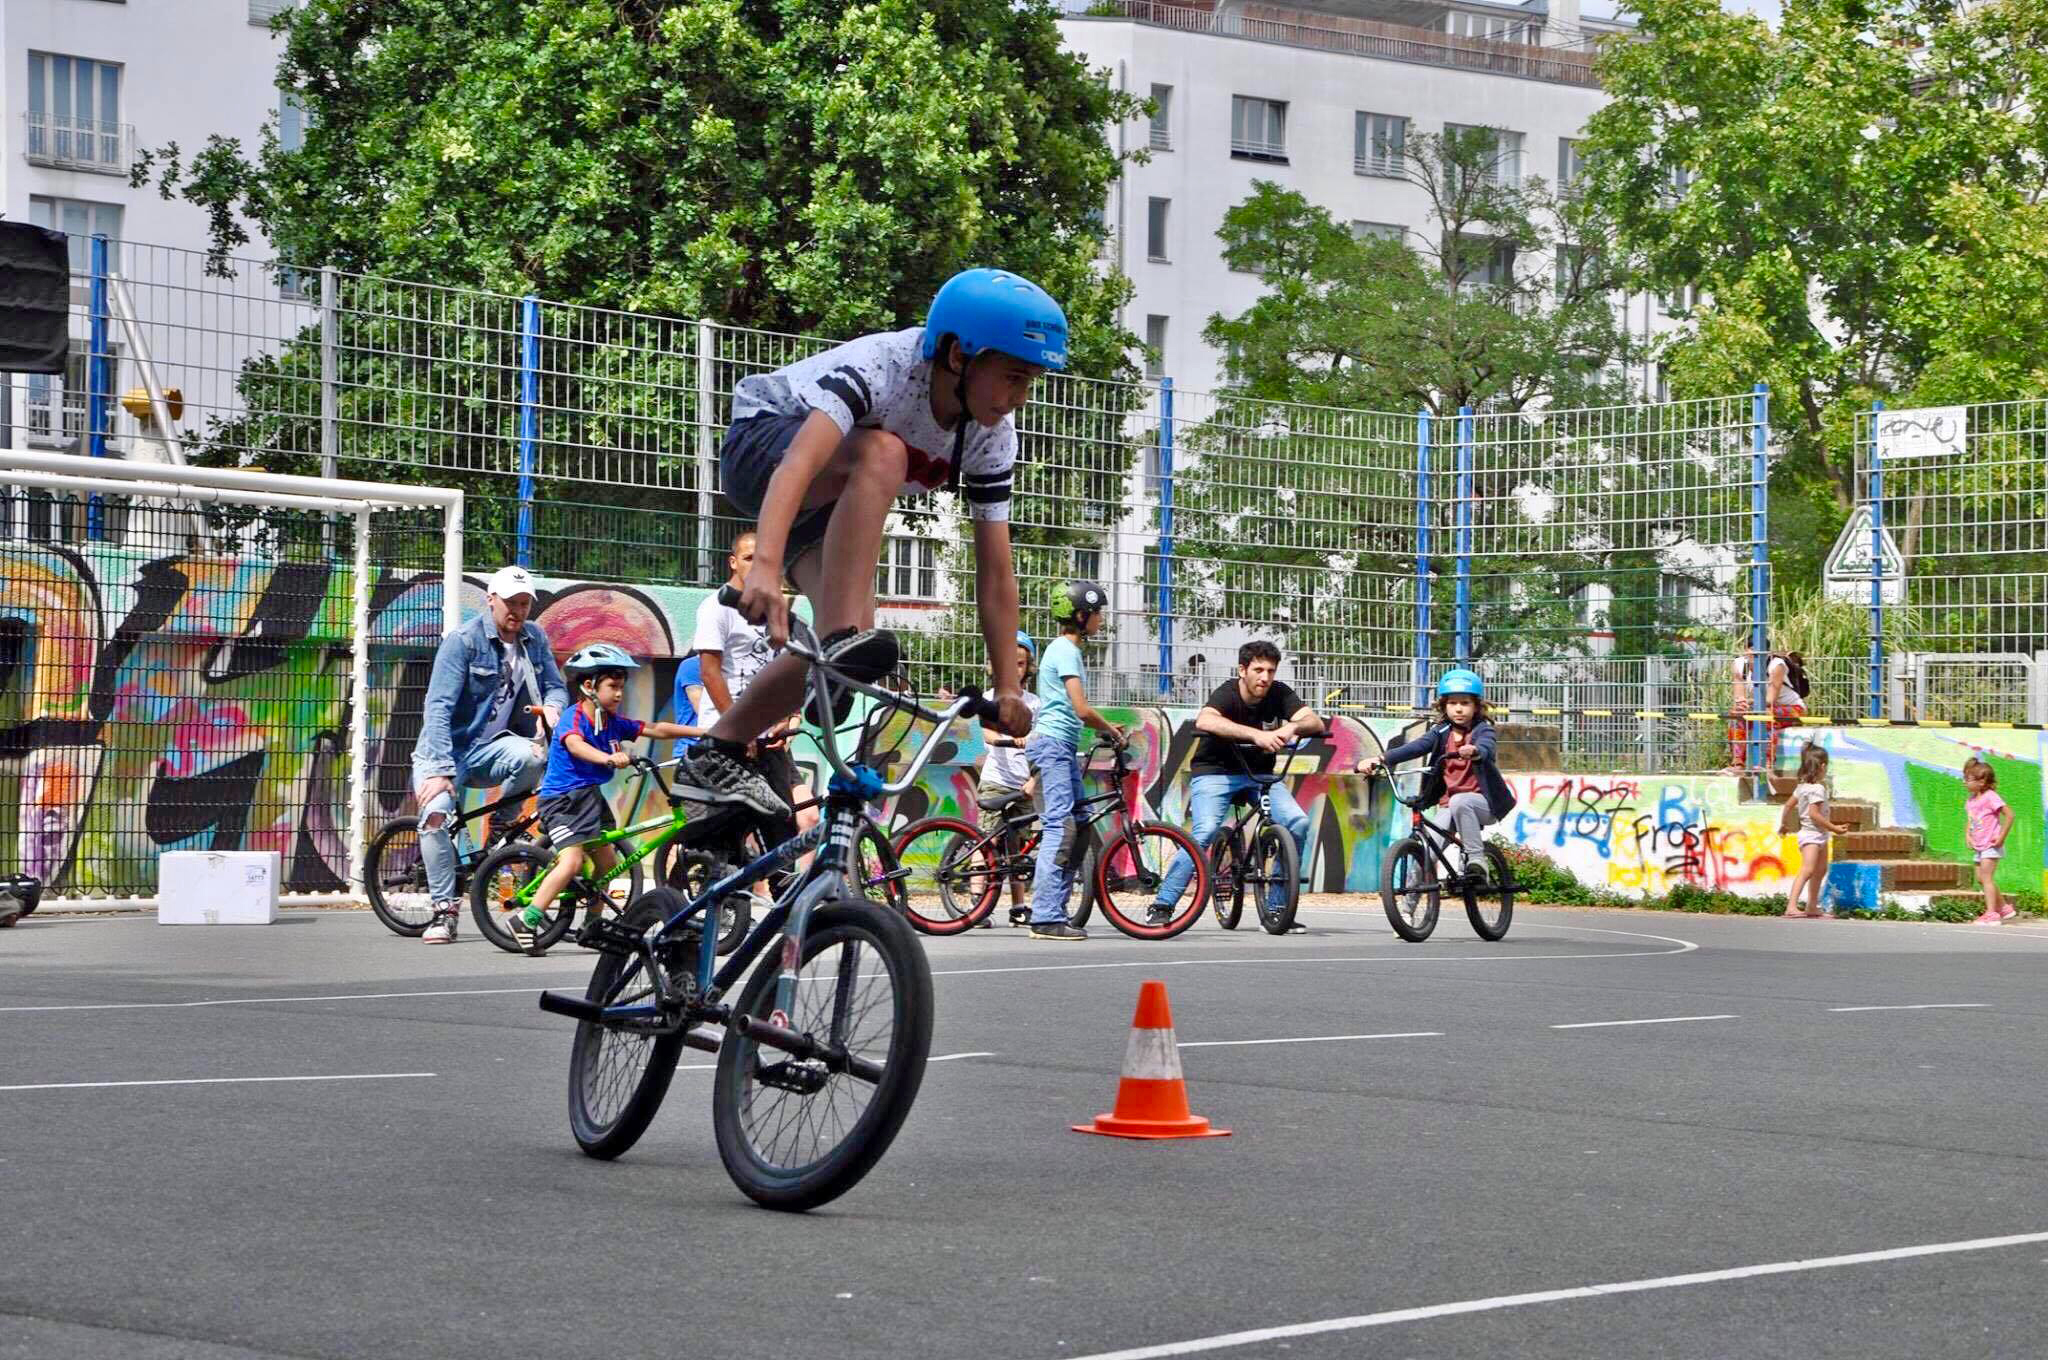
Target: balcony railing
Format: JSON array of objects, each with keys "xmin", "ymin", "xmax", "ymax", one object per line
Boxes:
[
  {"xmin": 1354, "ymin": 152, "xmax": 1405, "ymax": 177},
  {"xmin": 23, "ymin": 112, "xmax": 135, "ymax": 174},
  {"xmin": 1230, "ymin": 137, "xmax": 1288, "ymax": 161},
  {"xmin": 1149, "ymin": 126, "xmax": 1173, "ymax": 151}
]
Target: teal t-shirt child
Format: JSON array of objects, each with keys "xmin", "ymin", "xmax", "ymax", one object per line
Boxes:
[{"xmin": 1036, "ymin": 635, "xmax": 1085, "ymax": 746}]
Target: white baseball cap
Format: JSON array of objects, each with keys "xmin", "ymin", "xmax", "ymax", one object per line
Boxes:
[{"xmin": 486, "ymin": 565, "xmax": 537, "ymax": 600}]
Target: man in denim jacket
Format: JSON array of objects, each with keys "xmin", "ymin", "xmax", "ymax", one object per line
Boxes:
[{"xmin": 410, "ymin": 565, "xmax": 568, "ymax": 944}]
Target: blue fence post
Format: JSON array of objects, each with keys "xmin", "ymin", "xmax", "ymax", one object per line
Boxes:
[
  {"xmin": 516, "ymin": 295, "xmax": 540, "ymax": 569},
  {"xmin": 1455, "ymin": 404, "xmax": 1474, "ymax": 663},
  {"xmin": 1868, "ymin": 399, "xmax": 1885, "ymax": 719},
  {"xmin": 1414, "ymin": 409, "xmax": 1432, "ymax": 710},
  {"xmin": 86, "ymin": 235, "xmax": 112, "ymax": 540},
  {"xmin": 1749, "ymin": 383, "xmax": 1770, "ymax": 772},
  {"xmin": 1157, "ymin": 377, "xmax": 1175, "ymax": 695}
]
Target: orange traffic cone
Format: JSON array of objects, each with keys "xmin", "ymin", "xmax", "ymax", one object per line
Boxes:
[{"xmin": 1072, "ymin": 980, "xmax": 1230, "ymax": 1140}]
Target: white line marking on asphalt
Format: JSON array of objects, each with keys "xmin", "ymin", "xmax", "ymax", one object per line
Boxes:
[
  {"xmin": 1827, "ymin": 1003, "xmax": 1989, "ymax": 1012},
  {"xmin": 0, "ymin": 986, "xmax": 568, "ymax": 1013},
  {"xmin": 0, "ymin": 1072, "xmax": 435, "ymax": 1093},
  {"xmin": 928, "ymin": 1051, "xmax": 996, "ymax": 1062},
  {"xmin": 1056, "ymin": 1229, "xmax": 2048, "ymax": 1360},
  {"xmin": 1178, "ymin": 1032, "xmax": 1441, "ymax": 1048},
  {"xmin": 1550, "ymin": 1014, "xmax": 1738, "ymax": 1030}
]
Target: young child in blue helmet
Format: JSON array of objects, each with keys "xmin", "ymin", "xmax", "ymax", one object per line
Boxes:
[
  {"xmin": 684, "ymin": 268, "xmax": 1059, "ymax": 816},
  {"xmin": 1356, "ymin": 668, "xmax": 1517, "ymax": 887}
]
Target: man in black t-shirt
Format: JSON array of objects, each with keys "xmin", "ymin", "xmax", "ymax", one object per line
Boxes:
[{"xmin": 1149, "ymin": 640, "xmax": 1327, "ymax": 926}]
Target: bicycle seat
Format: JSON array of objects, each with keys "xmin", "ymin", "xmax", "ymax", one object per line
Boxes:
[{"xmin": 976, "ymin": 787, "xmax": 1034, "ymax": 815}]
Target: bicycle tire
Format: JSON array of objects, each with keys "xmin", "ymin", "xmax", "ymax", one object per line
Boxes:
[
  {"xmin": 660, "ymin": 847, "xmax": 752, "ymax": 955},
  {"xmin": 364, "ymin": 817, "xmax": 435, "ymax": 936},
  {"xmin": 1065, "ymin": 824, "xmax": 1099, "ymax": 928},
  {"xmin": 1380, "ymin": 838, "xmax": 1440, "ymax": 942},
  {"xmin": 1208, "ymin": 829, "xmax": 1245, "ymax": 930},
  {"xmin": 567, "ymin": 892, "xmax": 687, "ymax": 1158},
  {"xmin": 1090, "ymin": 821, "xmax": 1210, "ymax": 940},
  {"xmin": 855, "ymin": 817, "xmax": 910, "ymax": 916},
  {"xmin": 712, "ymin": 899, "xmax": 933, "ymax": 1211},
  {"xmin": 469, "ymin": 842, "xmax": 614, "ymax": 955},
  {"xmin": 1463, "ymin": 845, "xmax": 1515, "ymax": 941},
  {"xmin": 892, "ymin": 817, "xmax": 998, "ymax": 934},
  {"xmin": 1251, "ymin": 821, "xmax": 1302, "ymax": 935}
]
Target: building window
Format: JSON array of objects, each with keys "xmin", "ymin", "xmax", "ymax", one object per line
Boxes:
[
  {"xmin": 29, "ymin": 195, "xmax": 123, "ymax": 273},
  {"xmin": 1454, "ymin": 234, "xmax": 1515, "ymax": 291},
  {"xmin": 1354, "ymin": 112, "xmax": 1406, "ymax": 177},
  {"xmin": 1658, "ymin": 573, "xmax": 1695, "ymax": 614},
  {"xmin": 1073, "ymin": 546, "xmax": 1103, "ymax": 582},
  {"xmin": 1659, "ymin": 281, "xmax": 1702, "ymax": 314},
  {"xmin": 1352, "ymin": 221, "xmax": 1404, "ymax": 244},
  {"xmin": 250, "ymin": 0, "xmax": 295, "ymax": 24},
  {"xmin": 876, "ymin": 536, "xmax": 939, "ymax": 601},
  {"xmin": 1146, "ymin": 197, "xmax": 1170, "ymax": 262},
  {"xmin": 1148, "ymin": 84, "xmax": 1173, "ymax": 152},
  {"xmin": 1446, "ymin": 11, "xmax": 1535, "ymax": 43},
  {"xmin": 1554, "ymin": 244, "xmax": 1586, "ymax": 294},
  {"xmin": 1143, "ymin": 315, "xmax": 1169, "ymax": 380},
  {"xmin": 1444, "ymin": 124, "xmax": 1523, "ymax": 188},
  {"xmin": 1230, "ymin": 96, "xmax": 1287, "ymax": 162},
  {"xmin": 23, "ymin": 339, "xmax": 120, "ymax": 452},
  {"xmin": 25, "ymin": 52, "xmax": 125, "ymax": 174},
  {"xmin": 1557, "ymin": 138, "xmax": 1586, "ymax": 193}
]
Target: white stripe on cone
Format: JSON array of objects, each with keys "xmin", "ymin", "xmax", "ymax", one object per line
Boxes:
[{"xmin": 1122, "ymin": 1025, "xmax": 1184, "ymax": 1082}]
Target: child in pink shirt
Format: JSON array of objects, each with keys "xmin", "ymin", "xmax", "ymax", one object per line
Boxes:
[{"xmin": 1963, "ymin": 757, "xmax": 2014, "ymax": 925}]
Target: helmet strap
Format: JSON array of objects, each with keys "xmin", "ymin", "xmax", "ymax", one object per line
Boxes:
[{"xmin": 948, "ymin": 359, "xmax": 969, "ymax": 496}]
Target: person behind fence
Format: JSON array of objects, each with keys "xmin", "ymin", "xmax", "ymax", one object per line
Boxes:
[
  {"xmin": 412, "ymin": 564, "xmax": 566, "ymax": 946},
  {"xmin": 1779, "ymin": 744, "xmax": 1844, "ymax": 918},
  {"xmin": 1152, "ymin": 640, "xmax": 1325, "ymax": 929},
  {"xmin": 680, "ymin": 268, "xmax": 1050, "ymax": 818},
  {"xmin": 1963, "ymin": 757, "xmax": 2016, "ymax": 926},
  {"xmin": 1354, "ymin": 669, "xmax": 1516, "ymax": 888},
  {"xmin": 509, "ymin": 644, "xmax": 699, "ymax": 952},
  {"xmin": 1026, "ymin": 582, "xmax": 1124, "ymax": 941},
  {"xmin": 977, "ymin": 630, "xmax": 1043, "ymax": 929}
]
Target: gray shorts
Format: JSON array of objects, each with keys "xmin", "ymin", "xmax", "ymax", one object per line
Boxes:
[{"xmin": 721, "ymin": 414, "xmax": 836, "ymax": 562}]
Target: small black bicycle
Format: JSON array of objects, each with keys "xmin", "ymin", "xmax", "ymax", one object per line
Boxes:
[
  {"xmin": 1207, "ymin": 738, "xmax": 1311, "ymax": 936},
  {"xmin": 1357, "ymin": 726, "xmax": 1514, "ymax": 943}
]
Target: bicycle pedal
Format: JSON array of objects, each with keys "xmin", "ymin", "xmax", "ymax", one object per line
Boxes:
[{"xmin": 577, "ymin": 914, "xmax": 645, "ymax": 956}]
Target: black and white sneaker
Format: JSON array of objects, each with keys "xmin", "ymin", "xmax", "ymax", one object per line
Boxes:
[
  {"xmin": 806, "ymin": 628, "xmax": 904, "ymax": 727},
  {"xmin": 683, "ymin": 745, "xmax": 789, "ymax": 821},
  {"xmin": 1029, "ymin": 920, "xmax": 1087, "ymax": 941},
  {"xmin": 1144, "ymin": 903, "xmax": 1175, "ymax": 927}
]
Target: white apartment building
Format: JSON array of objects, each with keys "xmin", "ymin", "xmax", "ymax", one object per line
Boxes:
[
  {"xmin": 2, "ymin": 0, "xmax": 299, "ymax": 455},
  {"xmin": 1057, "ymin": 0, "xmax": 1678, "ymax": 399}
]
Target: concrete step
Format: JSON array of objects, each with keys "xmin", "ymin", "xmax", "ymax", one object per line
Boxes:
[
  {"xmin": 1876, "ymin": 860, "xmax": 1969, "ymax": 890},
  {"xmin": 1832, "ymin": 800, "xmax": 1879, "ymax": 831},
  {"xmin": 1834, "ymin": 828, "xmax": 1925, "ymax": 858}
]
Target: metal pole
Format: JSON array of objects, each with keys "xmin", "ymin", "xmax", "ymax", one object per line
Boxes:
[
  {"xmin": 516, "ymin": 295, "xmax": 540, "ymax": 569},
  {"xmin": 696, "ymin": 319, "xmax": 720, "ymax": 583},
  {"xmin": 1157, "ymin": 377, "xmax": 1175, "ymax": 695},
  {"xmin": 348, "ymin": 506, "xmax": 373, "ymax": 900},
  {"xmin": 87, "ymin": 235, "xmax": 111, "ymax": 539},
  {"xmin": 320, "ymin": 266, "xmax": 339, "ymax": 482},
  {"xmin": 1415, "ymin": 409, "xmax": 1432, "ymax": 710},
  {"xmin": 444, "ymin": 495, "xmax": 465, "ymax": 639},
  {"xmin": 1749, "ymin": 383, "xmax": 1770, "ymax": 771},
  {"xmin": 1455, "ymin": 404, "xmax": 1473, "ymax": 663},
  {"xmin": 1868, "ymin": 399, "xmax": 1885, "ymax": 720}
]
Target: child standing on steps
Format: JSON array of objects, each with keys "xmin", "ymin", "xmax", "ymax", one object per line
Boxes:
[
  {"xmin": 1781, "ymin": 745, "xmax": 1846, "ymax": 918},
  {"xmin": 1963, "ymin": 758, "xmax": 2016, "ymax": 925}
]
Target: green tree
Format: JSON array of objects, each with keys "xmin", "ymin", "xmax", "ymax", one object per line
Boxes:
[{"xmin": 1578, "ymin": 0, "xmax": 2048, "ymax": 594}]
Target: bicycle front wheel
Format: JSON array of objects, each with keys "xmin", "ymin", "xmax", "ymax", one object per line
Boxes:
[
  {"xmin": 1208, "ymin": 830, "xmax": 1245, "ymax": 930},
  {"xmin": 1463, "ymin": 846, "xmax": 1515, "ymax": 941},
  {"xmin": 892, "ymin": 817, "xmax": 998, "ymax": 934},
  {"xmin": 1250, "ymin": 822, "xmax": 1302, "ymax": 935},
  {"xmin": 1092, "ymin": 822, "xmax": 1210, "ymax": 940},
  {"xmin": 712, "ymin": 899, "xmax": 933, "ymax": 1211},
  {"xmin": 855, "ymin": 817, "xmax": 909, "ymax": 916},
  {"xmin": 567, "ymin": 893, "xmax": 687, "ymax": 1158},
  {"xmin": 364, "ymin": 817, "xmax": 434, "ymax": 936},
  {"xmin": 1380, "ymin": 838, "xmax": 1440, "ymax": 942},
  {"xmin": 469, "ymin": 843, "xmax": 581, "ymax": 954}
]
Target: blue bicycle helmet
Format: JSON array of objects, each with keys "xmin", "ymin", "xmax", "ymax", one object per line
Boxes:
[
  {"xmin": 1015, "ymin": 630, "xmax": 1038, "ymax": 662},
  {"xmin": 921, "ymin": 268, "xmax": 1069, "ymax": 372},
  {"xmin": 565, "ymin": 642, "xmax": 639, "ymax": 683},
  {"xmin": 1437, "ymin": 668, "xmax": 1484, "ymax": 699}
]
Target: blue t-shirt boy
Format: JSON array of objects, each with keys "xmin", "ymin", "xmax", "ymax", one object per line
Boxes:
[
  {"xmin": 540, "ymin": 707, "xmax": 645, "ymax": 796},
  {"xmin": 1036, "ymin": 635, "xmax": 1085, "ymax": 747},
  {"xmin": 671, "ymin": 654, "xmax": 705, "ymax": 754}
]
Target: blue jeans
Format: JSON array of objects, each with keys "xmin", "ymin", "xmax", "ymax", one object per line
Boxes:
[
  {"xmin": 1026, "ymin": 735, "xmax": 1086, "ymax": 925},
  {"xmin": 412, "ymin": 732, "xmax": 547, "ymax": 903},
  {"xmin": 1156, "ymin": 774, "xmax": 1310, "ymax": 909}
]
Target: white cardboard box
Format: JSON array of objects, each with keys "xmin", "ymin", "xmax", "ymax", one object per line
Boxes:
[{"xmin": 158, "ymin": 850, "xmax": 281, "ymax": 925}]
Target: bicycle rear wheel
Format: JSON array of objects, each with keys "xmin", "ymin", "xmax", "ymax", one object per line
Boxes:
[
  {"xmin": 364, "ymin": 817, "xmax": 435, "ymax": 936},
  {"xmin": 1250, "ymin": 822, "xmax": 1302, "ymax": 935},
  {"xmin": 662, "ymin": 847, "xmax": 752, "ymax": 955},
  {"xmin": 1091, "ymin": 822, "xmax": 1210, "ymax": 940},
  {"xmin": 855, "ymin": 817, "xmax": 909, "ymax": 916},
  {"xmin": 469, "ymin": 843, "xmax": 583, "ymax": 954},
  {"xmin": 892, "ymin": 817, "xmax": 998, "ymax": 934},
  {"xmin": 1208, "ymin": 830, "xmax": 1245, "ymax": 930},
  {"xmin": 567, "ymin": 892, "xmax": 688, "ymax": 1158},
  {"xmin": 1380, "ymin": 838, "xmax": 1440, "ymax": 942},
  {"xmin": 712, "ymin": 899, "xmax": 932, "ymax": 1211},
  {"xmin": 1462, "ymin": 846, "xmax": 1515, "ymax": 941}
]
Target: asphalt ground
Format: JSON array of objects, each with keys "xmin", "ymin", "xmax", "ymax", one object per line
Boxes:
[{"xmin": 2, "ymin": 901, "xmax": 2045, "ymax": 1360}]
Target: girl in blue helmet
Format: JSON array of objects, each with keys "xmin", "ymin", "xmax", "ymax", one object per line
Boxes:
[
  {"xmin": 1356, "ymin": 668, "xmax": 1517, "ymax": 888},
  {"xmin": 684, "ymin": 268, "xmax": 1062, "ymax": 817}
]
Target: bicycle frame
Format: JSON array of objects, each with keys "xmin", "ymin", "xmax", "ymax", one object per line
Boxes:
[{"xmin": 495, "ymin": 758, "xmax": 736, "ymax": 914}]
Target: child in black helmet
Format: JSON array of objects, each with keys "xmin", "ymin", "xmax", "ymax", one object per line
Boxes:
[{"xmin": 1023, "ymin": 581, "xmax": 1124, "ymax": 941}]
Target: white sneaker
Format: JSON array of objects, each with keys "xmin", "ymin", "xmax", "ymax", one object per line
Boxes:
[{"xmin": 422, "ymin": 902, "xmax": 460, "ymax": 944}]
